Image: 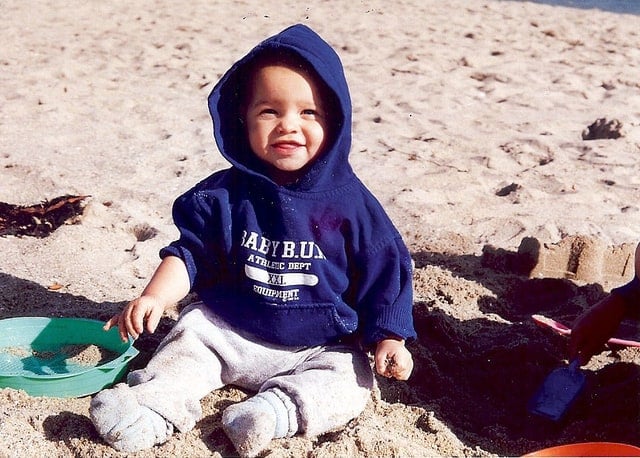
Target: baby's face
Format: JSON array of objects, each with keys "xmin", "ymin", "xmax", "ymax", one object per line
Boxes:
[{"xmin": 245, "ymin": 64, "xmax": 328, "ymax": 184}]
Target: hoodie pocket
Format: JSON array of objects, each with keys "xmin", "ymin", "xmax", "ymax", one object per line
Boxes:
[{"xmin": 244, "ymin": 301, "xmax": 358, "ymax": 346}]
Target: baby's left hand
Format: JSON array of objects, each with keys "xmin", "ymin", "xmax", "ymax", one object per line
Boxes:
[{"xmin": 374, "ymin": 338, "xmax": 413, "ymax": 380}]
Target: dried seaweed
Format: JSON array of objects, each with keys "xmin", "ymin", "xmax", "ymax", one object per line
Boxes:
[
  {"xmin": 0, "ymin": 195, "xmax": 89, "ymax": 237},
  {"xmin": 582, "ymin": 118, "xmax": 624, "ymax": 140}
]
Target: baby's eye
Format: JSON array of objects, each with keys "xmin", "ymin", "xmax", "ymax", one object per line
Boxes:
[
  {"xmin": 255, "ymin": 108, "xmax": 278, "ymax": 119},
  {"xmin": 301, "ymin": 109, "xmax": 319, "ymax": 117}
]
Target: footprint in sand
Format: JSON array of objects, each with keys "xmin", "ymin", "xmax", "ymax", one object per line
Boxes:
[{"xmin": 499, "ymin": 138, "xmax": 554, "ymax": 170}]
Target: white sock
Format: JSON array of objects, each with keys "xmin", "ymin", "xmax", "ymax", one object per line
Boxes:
[{"xmin": 222, "ymin": 388, "xmax": 298, "ymax": 457}]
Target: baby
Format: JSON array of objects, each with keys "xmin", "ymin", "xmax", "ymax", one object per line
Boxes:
[{"xmin": 90, "ymin": 24, "xmax": 416, "ymax": 457}]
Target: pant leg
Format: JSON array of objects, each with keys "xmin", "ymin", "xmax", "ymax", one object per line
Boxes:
[
  {"xmin": 261, "ymin": 345, "xmax": 374, "ymax": 437},
  {"xmin": 126, "ymin": 303, "xmax": 227, "ymax": 432},
  {"xmin": 126, "ymin": 302, "xmax": 314, "ymax": 431},
  {"xmin": 126, "ymin": 303, "xmax": 373, "ymax": 437}
]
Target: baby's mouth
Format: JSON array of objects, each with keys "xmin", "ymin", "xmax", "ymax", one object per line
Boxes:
[{"xmin": 271, "ymin": 141, "xmax": 304, "ymax": 153}]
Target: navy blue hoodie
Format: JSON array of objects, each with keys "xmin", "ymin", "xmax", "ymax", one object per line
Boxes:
[{"xmin": 160, "ymin": 24, "xmax": 416, "ymax": 347}]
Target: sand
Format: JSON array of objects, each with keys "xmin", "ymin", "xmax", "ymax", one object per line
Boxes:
[{"xmin": 1, "ymin": 0, "xmax": 639, "ymax": 456}]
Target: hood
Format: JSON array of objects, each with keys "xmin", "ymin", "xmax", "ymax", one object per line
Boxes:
[{"xmin": 207, "ymin": 24, "xmax": 354, "ymax": 192}]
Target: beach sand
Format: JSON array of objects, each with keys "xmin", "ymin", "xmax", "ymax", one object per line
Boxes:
[{"xmin": 1, "ymin": 0, "xmax": 639, "ymax": 456}]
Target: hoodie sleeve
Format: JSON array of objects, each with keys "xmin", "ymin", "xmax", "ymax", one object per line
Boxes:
[
  {"xmin": 355, "ymin": 236, "xmax": 416, "ymax": 346},
  {"xmin": 160, "ymin": 188, "xmax": 231, "ymax": 291}
]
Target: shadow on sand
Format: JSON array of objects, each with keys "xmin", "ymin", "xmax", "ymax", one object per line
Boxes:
[{"xmin": 377, "ymin": 243, "xmax": 640, "ymax": 455}]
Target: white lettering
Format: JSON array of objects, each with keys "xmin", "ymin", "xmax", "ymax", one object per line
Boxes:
[
  {"xmin": 243, "ymin": 231, "xmax": 259, "ymax": 251},
  {"xmin": 258, "ymin": 236, "xmax": 271, "ymax": 255},
  {"xmin": 282, "ymin": 241, "xmax": 296, "ymax": 258},
  {"xmin": 240, "ymin": 231, "xmax": 326, "ymax": 260},
  {"xmin": 269, "ymin": 240, "xmax": 281, "ymax": 256},
  {"xmin": 251, "ymin": 255, "xmax": 285, "ymax": 270},
  {"xmin": 245, "ymin": 265, "xmax": 318, "ymax": 286},
  {"xmin": 253, "ymin": 285, "xmax": 300, "ymax": 302},
  {"xmin": 287, "ymin": 262, "xmax": 312, "ymax": 271}
]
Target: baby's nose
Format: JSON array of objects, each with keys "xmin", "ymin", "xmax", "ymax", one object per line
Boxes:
[{"xmin": 278, "ymin": 114, "xmax": 298, "ymax": 132}]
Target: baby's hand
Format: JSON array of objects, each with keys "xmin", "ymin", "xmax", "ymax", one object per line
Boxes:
[
  {"xmin": 104, "ymin": 295, "xmax": 165, "ymax": 342},
  {"xmin": 569, "ymin": 293, "xmax": 626, "ymax": 365},
  {"xmin": 374, "ymin": 338, "xmax": 413, "ymax": 380}
]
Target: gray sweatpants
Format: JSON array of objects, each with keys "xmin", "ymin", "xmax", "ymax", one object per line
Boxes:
[{"xmin": 127, "ymin": 302, "xmax": 374, "ymax": 437}]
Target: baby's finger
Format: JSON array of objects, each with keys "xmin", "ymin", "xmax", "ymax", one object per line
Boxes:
[
  {"xmin": 391, "ymin": 354, "xmax": 414, "ymax": 380},
  {"xmin": 103, "ymin": 315, "xmax": 118, "ymax": 331},
  {"xmin": 121, "ymin": 309, "xmax": 141, "ymax": 340},
  {"xmin": 392, "ymin": 365, "xmax": 411, "ymax": 381},
  {"xmin": 374, "ymin": 359, "xmax": 387, "ymax": 377},
  {"xmin": 377, "ymin": 354, "xmax": 394, "ymax": 377},
  {"xmin": 382, "ymin": 356, "xmax": 398, "ymax": 378},
  {"xmin": 131, "ymin": 310, "xmax": 146, "ymax": 336},
  {"xmin": 117, "ymin": 314, "xmax": 132, "ymax": 342},
  {"xmin": 145, "ymin": 307, "xmax": 163, "ymax": 335},
  {"xmin": 103, "ymin": 315, "xmax": 128, "ymax": 342}
]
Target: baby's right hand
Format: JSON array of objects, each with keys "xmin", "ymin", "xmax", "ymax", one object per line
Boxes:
[{"xmin": 104, "ymin": 295, "xmax": 166, "ymax": 342}]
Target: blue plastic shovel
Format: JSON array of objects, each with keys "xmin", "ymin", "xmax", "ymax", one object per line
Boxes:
[{"xmin": 528, "ymin": 359, "xmax": 586, "ymax": 421}]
